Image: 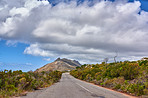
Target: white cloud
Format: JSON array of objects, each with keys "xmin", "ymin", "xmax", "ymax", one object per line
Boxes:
[
  {"xmin": 43, "ymin": 58, "xmax": 51, "ymax": 61},
  {"xmin": 116, "ymin": 1, "xmax": 140, "ymax": 14},
  {"xmin": 0, "ymin": 7, "xmax": 4, "ymax": 11},
  {"xmin": 6, "ymin": 40, "xmax": 17, "ymax": 47},
  {"xmin": 24, "ymin": 43, "xmax": 54, "ymax": 57},
  {"xmin": 41, "ymin": 0, "xmax": 49, "ymax": 5},
  {"xmin": 26, "ymin": 63, "xmax": 32, "ymax": 65},
  {"xmin": 120, "ymin": 56, "xmax": 143, "ymax": 61},
  {"xmin": 0, "ymin": 0, "xmax": 148, "ymax": 63},
  {"xmin": 9, "ymin": 7, "xmax": 29, "ymax": 17}
]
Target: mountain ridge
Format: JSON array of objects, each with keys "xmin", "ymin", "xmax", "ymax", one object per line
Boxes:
[{"xmin": 35, "ymin": 58, "xmax": 81, "ymax": 72}]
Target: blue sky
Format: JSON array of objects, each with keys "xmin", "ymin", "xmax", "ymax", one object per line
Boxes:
[
  {"xmin": 0, "ymin": 40, "xmax": 52, "ymax": 71},
  {"xmin": 0, "ymin": 0, "xmax": 148, "ymax": 72},
  {"xmin": 139, "ymin": 0, "xmax": 148, "ymax": 11}
]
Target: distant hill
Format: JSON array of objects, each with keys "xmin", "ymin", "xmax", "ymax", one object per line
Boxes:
[{"xmin": 35, "ymin": 58, "xmax": 81, "ymax": 72}]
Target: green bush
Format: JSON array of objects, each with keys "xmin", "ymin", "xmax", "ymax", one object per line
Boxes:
[
  {"xmin": 0, "ymin": 70, "xmax": 62, "ymax": 97},
  {"xmin": 70, "ymin": 59, "xmax": 148, "ymax": 96}
]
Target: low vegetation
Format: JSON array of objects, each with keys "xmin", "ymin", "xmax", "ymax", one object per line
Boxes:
[
  {"xmin": 0, "ymin": 70, "xmax": 62, "ymax": 98},
  {"xmin": 70, "ymin": 59, "xmax": 148, "ymax": 96}
]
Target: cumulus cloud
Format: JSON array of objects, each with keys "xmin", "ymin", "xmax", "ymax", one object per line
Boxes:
[{"xmin": 0, "ymin": 0, "xmax": 148, "ymax": 63}]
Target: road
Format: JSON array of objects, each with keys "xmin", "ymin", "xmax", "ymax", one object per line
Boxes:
[{"xmin": 21, "ymin": 73, "xmax": 131, "ymax": 98}]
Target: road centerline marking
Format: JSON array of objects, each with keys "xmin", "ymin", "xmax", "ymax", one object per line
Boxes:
[{"xmin": 76, "ymin": 83, "xmax": 93, "ymax": 94}]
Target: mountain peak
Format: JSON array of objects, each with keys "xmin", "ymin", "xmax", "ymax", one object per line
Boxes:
[
  {"xmin": 35, "ymin": 58, "xmax": 81, "ymax": 72},
  {"xmin": 55, "ymin": 57, "xmax": 61, "ymax": 61}
]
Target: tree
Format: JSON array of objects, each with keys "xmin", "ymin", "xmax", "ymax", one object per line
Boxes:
[
  {"xmin": 114, "ymin": 51, "xmax": 118, "ymax": 63},
  {"xmin": 104, "ymin": 58, "xmax": 109, "ymax": 65}
]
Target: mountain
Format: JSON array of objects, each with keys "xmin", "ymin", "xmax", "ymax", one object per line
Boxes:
[{"xmin": 35, "ymin": 58, "xmax": 81, "ymax": 72}]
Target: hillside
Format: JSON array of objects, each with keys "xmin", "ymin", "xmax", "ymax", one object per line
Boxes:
[
  {"xmin": 0, "ymin": 70, "xmax": 62, "ymax": 97},
  {"xmin": 70, "ymin": 59, "xmax": 148, "ymax": 96},
  {"xmin": 35, "ymin": 58, "xmax": 81, "ymax": 72}
]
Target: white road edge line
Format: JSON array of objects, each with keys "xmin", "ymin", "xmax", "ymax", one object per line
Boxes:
[{"xmin": 76, "ymin": 83, "xmax": 93, "ymax": 94}]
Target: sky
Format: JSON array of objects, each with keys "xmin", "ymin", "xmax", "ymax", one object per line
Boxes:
[{"xmin": 0, "ymin": 0, "xmax": 148, "ymax": 72}]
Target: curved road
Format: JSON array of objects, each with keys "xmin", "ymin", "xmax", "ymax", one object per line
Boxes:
[{"xmin": 21, "ymin": 73, "xmax": 131, "ymax": 98}]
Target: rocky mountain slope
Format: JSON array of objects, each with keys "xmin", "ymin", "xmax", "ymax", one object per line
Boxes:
[{"xmin": 35, "ymin": 58, "xmax": 81, "ymax": 72}]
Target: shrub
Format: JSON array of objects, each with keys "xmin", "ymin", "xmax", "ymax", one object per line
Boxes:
[
  {"xmin": 70, "ymin": 59, "xmax": 148, "ymax": 96},
  {"xmin": 0, "ymin": 70, "xmax": 62, "ymax": 97}
]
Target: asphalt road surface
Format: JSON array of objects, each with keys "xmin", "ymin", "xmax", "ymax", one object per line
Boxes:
[{"xmin": 21, "ymin": 73, "xmax": 131, "ymax": 98}]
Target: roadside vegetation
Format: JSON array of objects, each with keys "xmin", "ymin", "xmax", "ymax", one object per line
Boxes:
[
  {"xmin": 70, "ymin": 59, "xmax": 148, "ymax": 96},
  {"xmin": 0, "ymin": 70, "xmax": 62, "ymax": 98}
]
